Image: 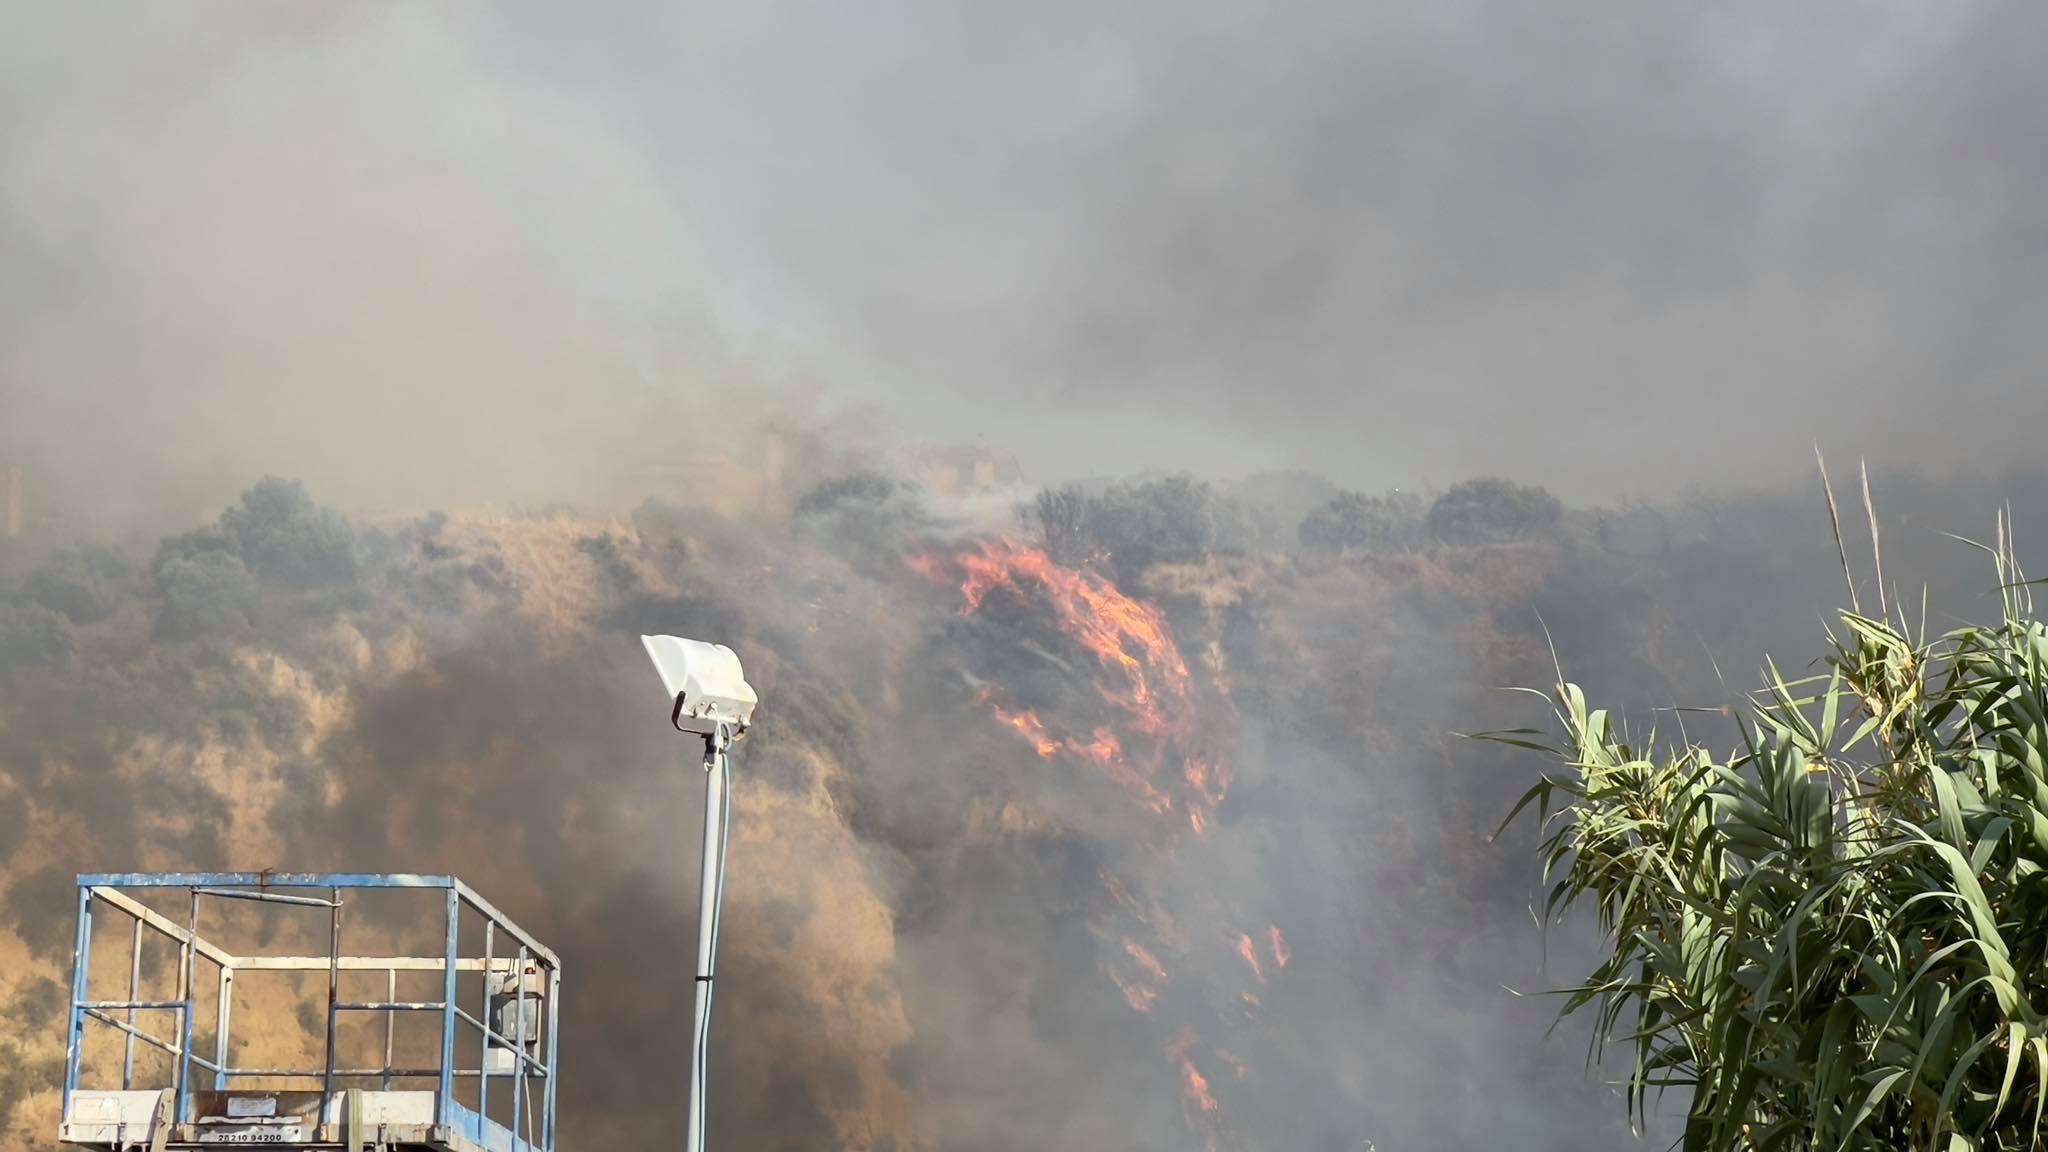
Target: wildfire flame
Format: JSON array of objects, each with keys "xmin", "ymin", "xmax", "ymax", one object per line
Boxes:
[
  {"xmin": 985, "ymin": 696, "xmax": 1060, "ymax": 758},
  {"xmin": 1182, "ymin": 1059, "xmax": 1219, "ymax": 1115},
  {"xmin": 1126, "ymin": 938, "xmax": 1170, "ymax": 983},
  {"xmin": 919, "ymin": 538, "xmax": 1223, "ymax": 824},
  {"xmin": 1235, "ymin": 933, "xmax": 1264, "ymax": 982},
  {"xmin": 1112, "ymin": 970, "xmax": 1160, "ymax": 1014},
  {"xmin": 955, "ymin": 539, "xmax": 1193, "ymax": 720},
  {"xmin": 912, "ymin": 537, "xmax": 1287, "ymax": 1148},
  {"xmin": 1168, "ymin": 1028, "xmax": 1222, "ymax": 1123}
]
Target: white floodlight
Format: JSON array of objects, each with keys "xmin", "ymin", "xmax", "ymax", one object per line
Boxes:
[
  {"xmin": 640, "ymin": 635, "xmax": 757, "ymax": 1152},
  {"xmin": 642, "ymin": 635, "xmax": 758, "ymax": 735}
]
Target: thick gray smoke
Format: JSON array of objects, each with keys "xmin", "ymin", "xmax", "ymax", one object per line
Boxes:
[{"xmin": 5, "ymin": 1, "xmax": 2047, "ymax": 522}]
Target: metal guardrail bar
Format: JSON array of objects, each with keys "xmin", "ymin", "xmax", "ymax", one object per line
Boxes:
[
  {"xmin": 81, "ymin": 1009, "xmax": 183, "ymax": 1059},
  {"xmin": 512, "ymin": 944, "xmax": 527, "ymax": 1151},
  {"xmin": 64, "ymin": 886, "xmax": 91, "ymax": 1113},
  {"xmin": 87, "ymin": 888, "xmax": 235, "ymax": 968},
  {"xmin": 176, "ymin": 889, "xmax": 197, "ymax": 1123},
  {"xmin": 124, "ymin": 920, "xmax": 141, "ymax": 1090},
  {"xmin": 437, "ymin": 888, "xmax": 457, "ymax": 1130},
  {"xmin": 333, "ymin": 1001, "xmax": 446, "ymax": 1012},
  {"xmin": 214, "ymin": 968, "xmax": 232, "ymax": 1091},
  {"xmin": 78, "ymin": 1010, "xmax": 227, "ymax": 1074},
  {"xmin": 543, "ymin": 963, "xmax": 560, "ymax": 1151},
  {"xmin": 191, "ymin": 887, "xmax": 339, "ymax": 908},
  {"xmin": 235, "ymin": 955, "xmax": 525, "ymax": 971},
  {"xmin": 454, "ymin": 880, "xmax": 559, "ymax": 966},
  {"xmin": 79, "ymin": 873, "xmax": 458, "ymax": 890},
  {"xmin": 384, "ymin": 969, "xmax": 396, "ymax": 1092},
  {"xmin": 206, "ymin": 1067, "xmax": 533, "ymax": 1079},
  {"xmin": 321, "ymin": 886, "xmax": 339, "ymax": 1111},
  {"xmin": 478, "ymin": 922, "xmax": 493, "ymax": 1131},
  {"xmin": 449, "ymin": 1005, "xmax": 552, "ymax": 1077},
  {"xmin": 72, "ymin": 1010, "xmax": 545, "ymax": 1092}
]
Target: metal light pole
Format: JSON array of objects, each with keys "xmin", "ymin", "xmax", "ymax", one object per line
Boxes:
[{"xmin": 641, "ymin": 636, "xmax": 758, "ymax": 1152}]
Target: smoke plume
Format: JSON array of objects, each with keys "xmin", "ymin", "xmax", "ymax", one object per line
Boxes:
[{"xmin": 5, "ymin": 3, "xmax": 2048, "ymax": 1150}]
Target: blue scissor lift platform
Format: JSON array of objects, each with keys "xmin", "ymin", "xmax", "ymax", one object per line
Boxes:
[{"xmin": 57, "ymin": 874, "xmax": 560, "ymax": 1152}]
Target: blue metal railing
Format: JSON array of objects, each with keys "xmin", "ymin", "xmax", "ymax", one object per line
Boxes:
[{"xmin": 63, "ymin": 873, "xmax": 561, "ymax": 1151}]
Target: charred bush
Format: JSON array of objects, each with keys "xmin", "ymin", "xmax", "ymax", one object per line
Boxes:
[
  {"xmin": 1092, "ymin": 475, "xmax": 1229, "ymax": 572},
  {"xmin": 1298, "ymin": 490, "xmax": 1425, "ymax": 555},
  {"xmin": 1034, "ymin": 486, "xmax": 1092, "ymax": 564},
  {"xmin": 1426, "ymin": 478, "xmax": 1563, "ymax": 545},
  {"xmin": 1037, "ymin": 475, "xmax": 1253, "ymax": 585}
]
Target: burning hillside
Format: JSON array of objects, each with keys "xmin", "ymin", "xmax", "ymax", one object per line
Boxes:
[
  {"xmin": 4, "ymin": 465, "xmax": 2039, "ymax": 1150},
  {"xmin": 911, "ymin": 537, "xmax": 1279, "ymax": 1148}
]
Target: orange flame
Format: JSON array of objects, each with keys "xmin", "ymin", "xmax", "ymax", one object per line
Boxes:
[
  {"xmin": 1100, "ymin": 870, "xmax": 1137, "ymax": 912},
  {"xmin": 1181, "ymin": 1058, "xmax": 1218, "ymax": 1114},
  {"xmin": 1111, "ymin": 970, "xmax": 1159, "ymax": 1014},
  {"xmin": 1109, "ymin": 938, "xmax": 1169, "ymax": 1013},
  {"xmin": 914, "ymin": 538, "xmax": 1227, "ymax": 825},
  {"xmin": 987, "ymin": 700, "xmax": 1059, "ymax": 758},
  {"xmin": 952, "ymin": 539, "xmax": 1193, "ymax": 718},
  {"xmin": 1124, "ymin": 938, "xmax": 1169, "ymax": 984},
  {"xmin": 1167, "ymin": 1029, "xmax": 1221, "ymax": 1118},
  {"xmin": 1234, "ymin": 933, "xmax": 1265, "ymax": 981},
  {"xmin": 1184, "ymin": 757, "xmax": 1230, "ymax": 832},
  {"xmin": 912, "ymin": 539, "xmax": 1275, "ymax": 1143}
]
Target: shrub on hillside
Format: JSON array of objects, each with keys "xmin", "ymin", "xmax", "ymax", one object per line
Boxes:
[
  {"xmin": 1032, "ymin": 475, "xmax": 1254, "ymax": 586},
  {"xmin": 0, "ymin": 599, "xmax": 75, "ymax": 673},
  {"xmin": 793, "ymin": 469, "xmax": 928, "ymax": 574},
  {"xmin": 153, "ymin": 549, "xmax": 256, "ymax": 640},
  {"xmin": 223, "ymin": 477, "xmax": 358, "ymax": 588},
  {"xmin": 23, "ymin": 546, "xmax": 133, "ymax": 625},
  {"xmin": 1298, "ymin": 490, "xmax": 1425, "ymax": 554},
  {"xmin": 1427, "ymin": 478, "xmax": 1562, "ymax": 544}
]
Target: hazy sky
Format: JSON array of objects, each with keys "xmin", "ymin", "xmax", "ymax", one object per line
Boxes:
[{"xmin": 4, "ymin": 1, "xmax": 2044, "ymax": 515}]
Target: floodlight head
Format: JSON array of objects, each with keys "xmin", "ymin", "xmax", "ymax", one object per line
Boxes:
[{"xmin": 642, "ymin": 634, "xmax": 758, "ymax": 737}]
